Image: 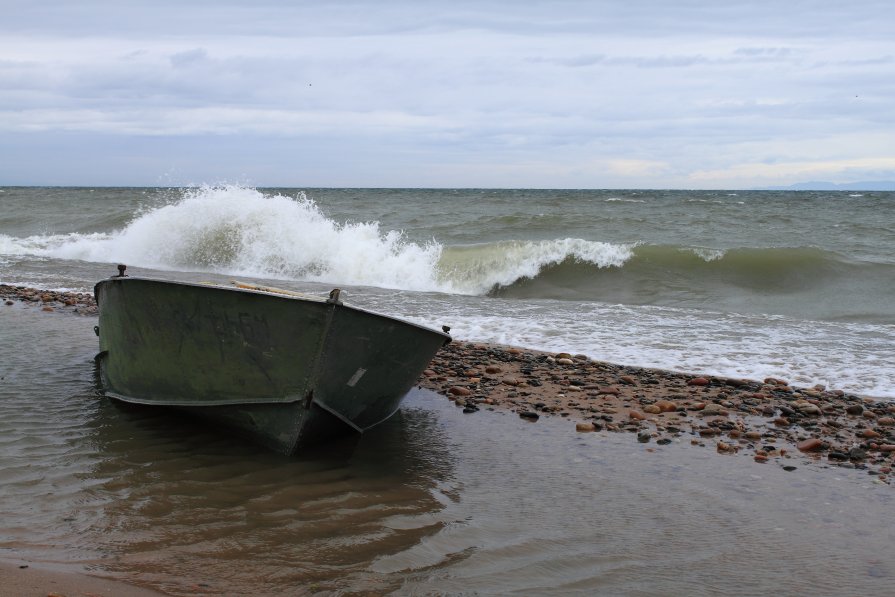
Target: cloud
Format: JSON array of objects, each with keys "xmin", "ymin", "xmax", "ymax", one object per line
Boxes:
[{"xmin": 1, "ymin": 1, "xmax": 894, "ymax": 187}]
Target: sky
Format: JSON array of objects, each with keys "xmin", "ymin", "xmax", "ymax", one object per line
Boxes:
[{"xmin": 1, "ymin": 0, "xmax": 894, "ymax": 189}]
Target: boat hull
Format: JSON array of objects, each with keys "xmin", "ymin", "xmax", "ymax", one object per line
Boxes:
[{"xmin": 94, "ymin": 276, "xmax": 449, "ymax": 454}]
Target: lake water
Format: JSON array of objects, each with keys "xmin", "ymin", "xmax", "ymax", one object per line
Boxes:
[
  {"xmin": 2, "ymin": 186, "xmax": 894, "ymax": 398},
  {"xmin": 0, "ymin": 304, "xmax": 893, "ymax": 596},
  {"xmin": 1, "ymin": 185, "xmax": 894, "ymax": 595}
]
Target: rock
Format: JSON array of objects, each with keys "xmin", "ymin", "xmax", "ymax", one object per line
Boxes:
[
  {"xmin": 878, "ymin": 417, "xmax": 895, "ymax": 427},
  {"xmin": 643, "ymin": 404, "xmax": 661, "ymax": 414},
  {"xmin": 878, "ymin": 445, "xmax": 895, "ymax": 453},
  {"xmin": 619, "ymin": 375, "xmax": 637, "ymax": 385},
  {"xmin": 598, "ymin": 387, "xmax": 620, "ymax": 396},
  {"xmin": 701, "ymin": 403, "xmax": 728, "ymax": 416},
  {"xmin": 782, "ymin": 465, "xmax": 797, "ymax": 472},
  {"xmin": 846, "ymin": 404, "xmax": 864, "ymax": 416},
  {"xmin": 828, "ymin": 451, "xmax": 850, "ymax": 461},
  {"xmin": 773, "ymin": 417, "xmax": 790, "ymax": 427},
  {"xmin": 849, "ymin": 447, "xmax": 867, "ymax": 460},
  {"xmin": 576, "ymin": 422, "xmax": 596, "ymax": 432},
  {"xmin": 656, "ymin": 400, "xmax": 677, "ymax": 413},
  {"xmin": 629, "ymin": 411, "xmax": 646, "ymax": 420},
  {"xmin": 745, "ymin": 431, "xmax": 762, "ymax": 440},
  {"xmin": 637, "ymin": 430, "xmax": 651, "ymax": 443},
  {"xmin": 716, "ymin": 441, "xmax": 733, "ymax": 453},
  {"xmin": 688, "ymin": 377, "xmax": 710, "ymax": 386},
  {"xmin": 863, "ymin": 410, "xmax": 878, "ymax": 420},
  {"xmin": 448, "ymin": 386, "xmax": 471, "ymax": 396},
  {"xmin": 556, "ymin": 358, "xmax": 575, "ymax": 366},
  {"xmin": 794, "ymin": 401, "xmax": 822, "ymax": 416},
  {"xmin": 485, "ymin": 365, "xmax": 502, "ymax": 374},
  {"xmin": 754, "ymin": 453, "xmax": 769, "ymax": 463},
  {"xmin": 797, "ymin": 438, "xmax": 824, "ymax": 452},
  {"xmin": 859, "ymin": 429, "xmax": 881, "ymax": 439},
  {"xmin": 519, "ymin": 411, "xmax": 539, "ymax": 421}
]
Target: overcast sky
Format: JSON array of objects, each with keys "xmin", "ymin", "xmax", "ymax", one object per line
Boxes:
[{"xmin": 1, "ymin": 0, "xmax": 893, "ymax": 188}]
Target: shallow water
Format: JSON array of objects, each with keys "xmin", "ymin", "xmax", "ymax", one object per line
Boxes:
[{"xmin": 1, "ymin": 306, "xmax": 892, "ymax": 596}]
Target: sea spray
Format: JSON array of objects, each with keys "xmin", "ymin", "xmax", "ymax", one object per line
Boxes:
[{"xmin": 33, "ymin": 186, "xmax": 447, "ymax": 291}]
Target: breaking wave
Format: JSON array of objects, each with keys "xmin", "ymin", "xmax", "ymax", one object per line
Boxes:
[{"xmin": 2, "ymin": 185, "xmax": 891, "ymax": 316}]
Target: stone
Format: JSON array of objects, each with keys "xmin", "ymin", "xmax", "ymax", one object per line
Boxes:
[
  {"xmin": 576, "ymin": 422, "xmax": 596, "ymax": 432},
  {"xmin": 859, "ymin": 429, "xmax": 881, "ymax": 439},
  {"xmin": 878, "ymin": 417, "xmax": 895, "ymax": 427},
  {"xmin": 556, "ymin": 358, "xmax": 575, "ymax": 366},
  {"xmin": 519, "ymin": 411, "xmax": 539, "ymax": 420},
  {"xmin": 845, "ymin": 404, "xmax": 864, "ymax": 416},
  {"xmin": 448, "ymin": 386, "xmax": 471, "ymax": 396},
  {"xmin": 637, "ymin": 430, "xmax": 651, "ymax": 443},
  {"xmin": 794, "ymin": 401, "xmax": 822, "ymax": 416},
  {"xmin": 688, "ymin": 377, "xmax": 710, "ymax": 386},
  {"xmin": 701, "ymin": 403, "xmax": 728, "ymax": 416},
  {"xmin": 797, "ymin": 438, "xmax": 824, "ymax": 452},
  {"xmin": 628, "ymin": 411, "xmax": 646, "ymax": 421},
  {"xmin": 643, "ymin": 404, "xmax": 661, "ymax": 414},
  {"xmin": 485, "ymin": 365, "xmax": 502, "ymax": 374},
  {"xmin": 656, "ymin": 400, "xmax": 677, "ymax": 413},
  {"xmin": 619, "ymin": 375, "xmax": 637, "ymax": 385}
]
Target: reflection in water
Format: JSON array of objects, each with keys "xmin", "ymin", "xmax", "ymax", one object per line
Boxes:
[
  {"xmin": 2, "ymin": 307, "xmax": 894, "ymax": 596},
  {"xmin": 83, "ymin": 397, "xmax": 456, "ymax": 595}
]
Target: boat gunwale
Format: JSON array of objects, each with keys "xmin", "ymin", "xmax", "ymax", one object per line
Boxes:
[{"xmin": 93, "ymin": 275, "xmax": 452, "ymax": 343}]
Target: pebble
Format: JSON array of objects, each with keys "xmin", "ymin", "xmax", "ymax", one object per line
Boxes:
[
  {"xmin": 796, "ymin": 438, "xmax": 824, "ymax": 452},
  {"xmin": 576, "ymin": 422, "xmax": 596, "ymax": 432},
  {"xmin": 656, "ymin": 400, "xmax": 677, "ymax": 413}
]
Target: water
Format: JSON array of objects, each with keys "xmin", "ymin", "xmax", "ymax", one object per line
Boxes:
[
  {"xmin": 0, "ymin": 305, "xmax": 893, "ymax": 595},
  {"xmin": 2, "ymin": 185, "xmax": 894, "ymax": 396},
  {"xmin": 1, "ymin": 186, "xmax": 895, "ymax": 594}
]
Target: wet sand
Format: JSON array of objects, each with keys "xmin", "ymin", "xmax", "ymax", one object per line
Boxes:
[
  {"xmin": 4, "ymin": 282, "xmax": 894, "ymax": 484},
  {"xmin": 0, "ymin": 561, "xmax": 164, "ymax": 596}
]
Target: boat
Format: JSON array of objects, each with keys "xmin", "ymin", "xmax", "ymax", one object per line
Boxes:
[{"xmin": 93, "ymin": 265, "xmax": 451, "ymax": 455}]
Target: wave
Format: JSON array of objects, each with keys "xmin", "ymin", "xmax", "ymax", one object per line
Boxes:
[
  {"xmin": 2, "ymin": 185, "xmax": 892, "ymax": 320},
  {"xmin": 2, "ymin": 185, "xmax": 445, "ymax": 292}
]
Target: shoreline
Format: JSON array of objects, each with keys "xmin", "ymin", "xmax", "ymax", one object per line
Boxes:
[
  {"xmin": 4, "ymin": 282, "xmax": 894, "ymax": 483},
  {"xmin": 418, "ymin": 340, "xmax": 895, "ymax": 481}
]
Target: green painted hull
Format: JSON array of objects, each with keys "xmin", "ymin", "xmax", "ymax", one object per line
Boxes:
[{"xmin": 94, "ymin": 276, "xmax": 450, "ymax": 455}]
